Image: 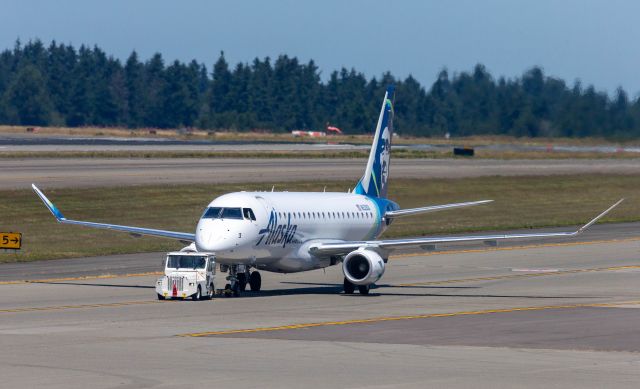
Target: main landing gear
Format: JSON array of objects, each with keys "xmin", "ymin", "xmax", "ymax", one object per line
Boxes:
[
  {"xmin": 224, "ymin": 265, "xmax": 262, "ymax": 297},
  {"xmin": 343, "ymin": 277, "xmax": 371, "ymax": 295}
]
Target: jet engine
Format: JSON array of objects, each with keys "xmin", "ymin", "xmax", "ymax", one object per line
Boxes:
[{"xmin": 342, "ymin": 249, "xmax": 386, "ymax": 285}]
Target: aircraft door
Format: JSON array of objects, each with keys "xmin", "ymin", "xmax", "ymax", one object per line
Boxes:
[{"xmin": 253, "ymin": 196, "xmax": 272, "ymax": 225}]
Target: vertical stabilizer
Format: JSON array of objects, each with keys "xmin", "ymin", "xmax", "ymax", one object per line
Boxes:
[{"xmin": 354, "ymin": 85, "xmax": 395, "ymax": 198}]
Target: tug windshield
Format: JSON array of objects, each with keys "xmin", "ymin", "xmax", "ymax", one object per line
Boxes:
[{"xmin": 167, "ymin": 255, "xmax": 206, "ymax": 269}]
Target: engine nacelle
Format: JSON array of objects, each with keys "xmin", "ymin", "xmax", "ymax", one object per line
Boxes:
[{"xmin": 342, "ymin": 249, "xmax": 386, "ymax": 286}]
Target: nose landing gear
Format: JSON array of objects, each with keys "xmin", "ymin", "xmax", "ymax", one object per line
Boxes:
[{"xmin": 224, "ymin": 265, "xmax": 262, "ymax": 297}]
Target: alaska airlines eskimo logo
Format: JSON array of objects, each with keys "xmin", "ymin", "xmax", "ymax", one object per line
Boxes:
[
  {"xmin": 255, "ymin": 210, "xmax": 299, "ymax": 248},
  {"xmin": 380, "ymin": 127, "xmax": 391, "ymax": 190}
]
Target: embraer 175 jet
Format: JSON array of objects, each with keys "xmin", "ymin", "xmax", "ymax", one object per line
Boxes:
[{"xmin": 33, "ymin": 86, "xmax": 622, "ymax": 296}]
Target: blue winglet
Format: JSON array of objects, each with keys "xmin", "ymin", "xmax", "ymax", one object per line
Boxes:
[{"xmin": 32, "ymin": 184, "xmax": 66, "ymax": 221}]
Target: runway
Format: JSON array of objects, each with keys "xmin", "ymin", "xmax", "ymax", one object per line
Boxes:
[
  {"xmin": 3, "ymin": 157, "xmax": 640, "ymax": 189},
  {"xmin": 1, "ymin": 235, "xmax": 639, "ymax": 388}
]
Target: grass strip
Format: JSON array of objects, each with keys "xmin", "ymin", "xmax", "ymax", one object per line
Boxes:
[{"xmin": 0, "ymin": 175, "xmax": 637, "ymax": 263}]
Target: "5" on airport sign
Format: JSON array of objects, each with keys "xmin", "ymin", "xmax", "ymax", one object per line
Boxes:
[{"xmin": 1, "ymin": 232, "xmax": 21, "ymax": 250}]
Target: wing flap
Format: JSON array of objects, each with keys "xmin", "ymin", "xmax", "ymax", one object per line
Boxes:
[{"xmin": 32, "ymin": 184, "xmax": 195, "ymax": 242}]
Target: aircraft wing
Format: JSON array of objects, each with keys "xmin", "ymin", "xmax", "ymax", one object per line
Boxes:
[
  {"xmin": 32, "ymin": 184, "xmax": 195, "ymax": 242},
  {"xmin": 384, "ymin": 200, "xmax": 493, "ymax": 218},
  {"xmin": 310, "ymin": 199, "xmax": 623, "ymax": 257}
]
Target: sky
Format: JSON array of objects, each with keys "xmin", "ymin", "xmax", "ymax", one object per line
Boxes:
[{"xmin": 2, "ymin": 0, "xmax": 640, "ymax": 96}]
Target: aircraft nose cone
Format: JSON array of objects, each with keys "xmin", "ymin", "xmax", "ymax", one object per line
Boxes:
[
  {"xmin": 195, "ymin": 229, "xmax": 212, "ymax": 251},
  {"xmin": 195, "ymin": 219, "xmax": 219, "ymax": 251}
]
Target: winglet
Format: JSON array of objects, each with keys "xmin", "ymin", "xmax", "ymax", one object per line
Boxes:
[
  {"xmin": 32, "ymin": 184, "xmax": 66, "ymax": 221},
  {"xmin": 575, "ymin": 198, "xmax": 624, "ymax": 235}
]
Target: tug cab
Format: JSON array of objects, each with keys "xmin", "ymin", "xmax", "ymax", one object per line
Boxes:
[{"xmin": 155, "ymin": 252, "xmax": 216, "ymax": 300}]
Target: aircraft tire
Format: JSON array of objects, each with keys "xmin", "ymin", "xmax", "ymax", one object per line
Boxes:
[
  {"xmin": 343, "ymin": 278, "xmax": 355, "ymax": 294},
  {"xmin": 237, "ymin": 273, "xmax": 247, "ymax": 291},
  {"xmin": 358, "ymin": 285, "xmax": 370, "ymax": 295},
  {"xmin": 249, "ymin": 271, "xmax": 262, "ymax": 292},
  {"xmin": 224, "ymin": 283, "xmax": 232, "ymax": 297},
  {"xmin": 157, "ymin": 293, "xmax": 165, "ymax": 300},
  {"xmin": 232, "ymin": 283, "xmax": 240, "ymax": 297}
]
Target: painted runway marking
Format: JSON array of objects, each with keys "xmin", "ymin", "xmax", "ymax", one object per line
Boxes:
[
  {"xmin": 0, "ymin": 271, "xmax": 162, "ymax": 285},
  {"xmin": 0, "ymin": 299, "xmax": 163, "ymax": 314},
  {"xmin": 178, "ymin": 300, "xmax": 640, "ymax": 337},
  {"xmin": 395, "ymin": 265, "xmax": 640, "ymax": 287},
  {"xmin": 510, "ymin": 268, "xmax": 560, "ymax": 272},
  {"xmin": 390, "ymin": 237, "xmax": 640, "ymax": 260}
]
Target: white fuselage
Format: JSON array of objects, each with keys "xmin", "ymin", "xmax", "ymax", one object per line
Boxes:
[{"xmin": 195, "ymin": 192, "xmax": 386, "ymax": 273}]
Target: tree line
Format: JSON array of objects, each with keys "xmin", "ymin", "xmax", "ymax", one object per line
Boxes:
[{"xmin": 1, "ymin": 39, "xmax": 640, "ymax": 138}]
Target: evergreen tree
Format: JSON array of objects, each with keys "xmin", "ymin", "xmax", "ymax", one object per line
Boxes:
[
  {"xmin": 1, "ymin": 64, "xmax": 54, "ymax": 125},
  {"xmin": 1, "ymin": 39, "xmax": 640, "ymax": 139},
  {"xmin": 124, "ymin": 51, "xmax": 145, "ymax": 127}
]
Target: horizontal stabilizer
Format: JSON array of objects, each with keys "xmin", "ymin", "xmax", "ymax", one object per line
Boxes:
[{"xmin": 384, "ymin": 200, "xmax": 493, "ymax": 218}]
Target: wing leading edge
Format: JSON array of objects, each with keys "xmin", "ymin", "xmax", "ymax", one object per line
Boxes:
[
  {"xmin": 32, "ymin": 184, "xmax": 195, "ymax": 242},
  {"xmin": 311, "ymin": 199, "xmax": 624, "ymax": 256}
]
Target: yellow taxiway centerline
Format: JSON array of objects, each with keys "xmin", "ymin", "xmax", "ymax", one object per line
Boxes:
[
  {"xmin": 0, "ymin": 263, "xmax": 636, "ymax": 314},
  {"xmin": 0, "ymin": 236, "xmax": 638, "ymax": 286},
  {"xmin": 0, "ymin": 271, "xmax": 163, "ymax": 286},
  {"xmin": 0, "ymin": 299, "xmax": 163, "ymax": 313},
  {"xmin": 179, "ymin": 300, "xmax": 640, "ymax": 337}
]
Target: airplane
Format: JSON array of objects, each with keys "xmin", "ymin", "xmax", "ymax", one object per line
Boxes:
[{"xmin": 32, "ymin": 86, "xmax": 623, "ymax": 296}]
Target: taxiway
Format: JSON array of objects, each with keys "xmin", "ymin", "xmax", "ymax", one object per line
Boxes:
[
  {"xmin": 3, "ymin": 157, "xmax": 640, "ymax": 189},
  {"xmin": 1, "ymin": 235, "xmax": 639, "ymax": 388}
]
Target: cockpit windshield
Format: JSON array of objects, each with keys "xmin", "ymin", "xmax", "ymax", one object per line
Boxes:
[
  {"xmin": 203, "ymin": 207, "xmax": 222, "ymax": 218},
  {"xmin": 202, "ymin": 206, "xmax": 255, "ymax": 221},
  {"xmin": 221, "ymin": 207, "xmax": 243, "ymax": 219},
  {"xmin": 166, "ymin": 255, "xmax": 206, "ymax": 269}
]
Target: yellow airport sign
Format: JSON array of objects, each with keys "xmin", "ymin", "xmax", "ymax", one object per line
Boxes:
[{"xmin": 1, "ymin": 232, "xmax": 22, "ymax": 249}]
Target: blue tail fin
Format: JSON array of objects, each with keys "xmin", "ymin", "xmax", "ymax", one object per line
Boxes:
[{"xmin": 354, "ymin": 85, "xmax": 395, "ymax": 199}]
